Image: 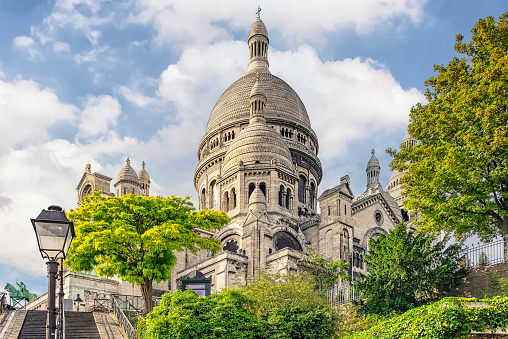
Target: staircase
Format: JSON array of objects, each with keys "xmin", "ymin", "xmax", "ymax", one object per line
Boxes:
[
  {"xmin": 65, "ymin": 312, "xmax": 101, "ymax": 338},
  {"xmin": 17, "ymin": 310, "xmax": 46, "ymax": 338}
]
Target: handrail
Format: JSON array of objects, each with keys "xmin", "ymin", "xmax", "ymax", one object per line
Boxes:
[{"xmin": 112, "ymin": 296, "xmax": 136, "ymax": 339}]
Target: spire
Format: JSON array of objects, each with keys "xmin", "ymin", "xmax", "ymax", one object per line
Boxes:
[
  {"xmin": 247, "ymin": 7, "xmax": 270, "ymax": 73},
  {"xmin": 366, "ymin": 148, "xmax": 381, "ymax": 189},
  {"xmin": 249, "ymin": 74, "xmax": 267, "ymax": 124}
]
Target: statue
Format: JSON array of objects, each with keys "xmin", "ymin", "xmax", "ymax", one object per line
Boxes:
[{"xmin": 4, "ymin": 282, "xmax": 37, "ymax": 304}]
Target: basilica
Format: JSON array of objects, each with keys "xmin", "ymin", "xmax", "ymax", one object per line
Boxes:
[{"xmin": 73, "ymin": 13, "xmax": 412, "ymax": 297}]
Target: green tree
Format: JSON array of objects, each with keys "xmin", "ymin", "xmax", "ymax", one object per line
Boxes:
[
  {"xmin": 65, "ymin": 192, "xmax": 229, "ymax": 314},
  {"xmin": 356, "ymin": 223, "xmax": 469, "ymax": 315},
  {"xmin": 388, "ymin": 13, "xmax": 508, "ymax": 240},
  {"xmin": 234, "ymin": 270, "xmax": 330, "ymax": 320},
  {"xmin": 297, "ymin": 249, "xmax": 349, "ymax": 289}
]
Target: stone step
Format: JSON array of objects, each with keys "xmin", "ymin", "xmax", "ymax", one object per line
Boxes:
[
  {"xmin": 17, "ymin": 310, "xmax": 46, "ymax": 339},
  {"xmin": 65, "ymin": 311, "xmax": 101, "ymax": 339}
]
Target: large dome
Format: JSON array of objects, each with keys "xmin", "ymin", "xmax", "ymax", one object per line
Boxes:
[
  {"xmin": 205, "ymin": 71, "xmax": 312, "ymax": 135},
  {"xmin": 222, "ymin": 122, "xmax": 293, "ymax": 175}
]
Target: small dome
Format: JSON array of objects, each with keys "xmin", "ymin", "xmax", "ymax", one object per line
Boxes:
[
  {"xmin": 117, "ymin": 158, "xmax": 139, "ymax": 183},
  {"xmin": 249, "ymin": 75, "xmax": 266, "ymax": 98},
  {"xmin": 367, "ymin": 149, "xmax": 380, "ymax": 170},
  {"xmin": 249, "ymin": 18, "xmax": 268, "ymax": 43},
  {"xmin": 249, "ymin": 185, "xmax": 267, "ymax": 212},
  {"xmin": 138, "ymin": 161, "xmax": 150, "ymax": 181}
]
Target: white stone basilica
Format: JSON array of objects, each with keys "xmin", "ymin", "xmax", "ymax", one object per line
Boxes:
[{"xmin": 71, "ymin": 12, "xmax": 413, "ymax": 299}]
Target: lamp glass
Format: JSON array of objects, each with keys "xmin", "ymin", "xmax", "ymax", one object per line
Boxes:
[{"xmin": 34, "ymin": 220, "xmax": 71, "ymax": 260}]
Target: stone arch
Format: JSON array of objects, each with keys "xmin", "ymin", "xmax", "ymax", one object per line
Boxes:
[
  {"xmin": 273, "ymin": 231, "xmax": 303, "ymax": 252},
  {"xmin": 271, "ymin": 226, "xmax": 306, "ymax": 252},
  {"xmin": 363, "ymin": 227, "xmax": 388, "ymax": 249}
]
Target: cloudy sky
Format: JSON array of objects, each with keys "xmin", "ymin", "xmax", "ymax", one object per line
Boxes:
[{"xmin": 0, "ymin": 0, "xmax": 506, "ymax": 296}]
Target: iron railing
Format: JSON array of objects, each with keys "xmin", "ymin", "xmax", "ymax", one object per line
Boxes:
[
  {"xmin": 325, "ymin": 281, "xmax": 362, "ymax": 306},
  {"xmin": 112, "ymin": 296, "xmax": 136, "ymax": 339},
  {"xmin": 462, "ymin": 238, "xmax": 508, "ymax": 269}
]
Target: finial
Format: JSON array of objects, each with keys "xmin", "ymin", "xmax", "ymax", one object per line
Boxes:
[
  {"xmin": 371, "ymin": 148, "xmax": 375, "ymax": 156},
  {"xmin": 126, "ymin": 158, "xmax": 130, "ymax": 165},
  {"xmin": 256, "ymin": 6, "xmax": 261, "ymax": 19},
  {"xmin": 142, "ymin": 161, "xmax": 146, "ymax": 169}
]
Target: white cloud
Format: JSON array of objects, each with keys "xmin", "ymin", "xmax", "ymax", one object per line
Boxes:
[
  {"xmin": 269, "ymin": 45, "xmax": 424, "ymax": 159},
  {"xmin": 78, "ymin": 95, "xmax": 122, "ymax": 138},
  {"xmin": 13, "ymin": 36, "xmax": 35, "ymax": 48},
  {"xmin": 53, "ymin": 41, "xmax": 70, "ymax": 55},
  {"xmin": 117, "ymin": 86, "xmax": 157, "ymax": 108},
  {"xmin": 13, "ymin": 36, "xmax": 43, "ymax": 60},
  {"xmin": 132, "ymin": 0, "xmax": 428, "ymax": 46},
  {"xmin": 0, "ymin": 77, "xmax": 77, "ymax": 153}
]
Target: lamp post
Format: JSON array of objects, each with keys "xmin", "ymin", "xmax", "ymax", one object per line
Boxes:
[{"xmin": 31, "ymin": 205, "xmax": 75, "ymax": 339}]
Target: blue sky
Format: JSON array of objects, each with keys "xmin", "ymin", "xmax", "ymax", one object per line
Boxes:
[{"xmin": 0, "ymin": 0, "xmax": 506, "ymax": 296}]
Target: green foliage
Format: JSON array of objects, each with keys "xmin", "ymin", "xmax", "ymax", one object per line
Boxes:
[
  {"xmin": 140, "ymin": 289, "xmax": 263, "ymax": 339},
  {"xmin": 343, "ymin": 297, "xmax": 508, "ymax": 339},
  {"xmin": 298, "ymin": 249, "xmax": 349, "ymax": 289},
  {"xmin": 141, "ymin": 271, "xmax": 337, "ymax": 339},
  {"xmin": 388, "ymin": 13, "xmax": 508, "ymax": 240},
  {"xmin": 265, "ymin": 303, "xmax": 336, "ymax": 339},
  {"xmin": 65, "ymin": 191, "xmax": 229, "ymax": 313},
  {"xmin": 335, "ymin": 305, "xmax": 383, "ymax": 338},
  {"xmin": 490, "ymin": 272, "xmax": 508, "ymax": 297},
  {"xmin": 234, "ymin": 270, "xmax": 329, "ymax": 319},
  {"xmin": 356, "ymin": 223, "xmax": 469, "ymax": 315},
  {"xmin": 478, "ymin": 251, "xmax": 490, "ymax": 267}
]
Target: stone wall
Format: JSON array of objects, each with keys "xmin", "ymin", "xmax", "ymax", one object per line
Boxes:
[{"xmin": 448, "ymin": 261, "xmax": 508, "ymax": 298}]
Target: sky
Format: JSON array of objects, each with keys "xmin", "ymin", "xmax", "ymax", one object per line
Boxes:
[{"xmin": 0, "ymin": 0, "xmax": 506, "ymax": 297}]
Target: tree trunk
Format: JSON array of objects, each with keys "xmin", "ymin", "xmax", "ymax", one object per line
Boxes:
[{"xmin": 141, "ymin": 278, "xmax": 153, "ymax": 315}]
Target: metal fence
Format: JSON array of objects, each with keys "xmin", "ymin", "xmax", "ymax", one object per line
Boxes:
[
  {"xmin": 325, "ymin": 281, "xmax": 362, "ymax": 306},
  {"xmin": 112, "ymin": 296, "xmax": 137, "ymax": 339},
  {"xmin": 462, "ymin": 238, "xmax": 507, "ymax": 269}
]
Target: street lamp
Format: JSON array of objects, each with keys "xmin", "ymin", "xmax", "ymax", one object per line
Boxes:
[
  {"xmin": 74, "ymin": 294, "xmax": 82, "ymax": 312},
  {"xmin": 31, "ymin": 205, "xmax": 75, "ymax": 339}
]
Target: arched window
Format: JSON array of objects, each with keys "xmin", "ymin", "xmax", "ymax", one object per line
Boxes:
[
  {"xmin": 328, "ymin": 206, "xmax": 331, "ymax": 216},
  {"xmin": 132, "ymin": 189, "xmax": 135, "ymax": 194},
  {"xmin": 310, "ymin": 182, "xmax": 316, "ymax": 209},
  {"xmin": 279, "ymin": 185, "xmax": 284, "ymax": 206},
  {"xmin": 325, "ymin": 229, "xmax": 333, "ymax": 259},
  {"xmin": 286, "ymin": 188, "xmax": 291, "ymax": 209},
  {"xmin": 232, "ymin": 188, "xmax": 237, "ymax": 208},
  {"xmin": 201, "ymin": 188, "xmax": 207, "ymax": 209},
  {"xmin": 224, "ymin": 192, "xmax": 229, "ymax": 212},
  {"xmin": 248, "ymin": 183, "xmax": 255, "ymax": 200},
  {"xmin": 274, "ymin": 232, "xmax": 303, "ymax": 251},
  {"xmin": 298, "ymin": 175, "xmax": 306, "ymax": 203},
  {"xmin": 123, "ymin": 187, "xmax": 126, "ymax": 195},
  {"xmin": 210, "ymin": 181, "xmax": 217, "ymax": 209},
  {"xmin": 343, "ymin": 229, "xmax": 349, "ymax": 256},
  {"xmin": 260, "ymin": 182, "xmax": 266, "ymax": 197},
  {"xmin": 231, "ymin": 131, "xmax": 235, "ymax": 139}
]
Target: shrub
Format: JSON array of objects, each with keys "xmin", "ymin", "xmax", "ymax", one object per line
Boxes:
[{"xmin": 344, "ymin": 297, "xmax": 508, "ymax": 339}]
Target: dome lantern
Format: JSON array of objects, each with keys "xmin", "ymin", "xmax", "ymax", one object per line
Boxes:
[
  {"xmin": 247, "ymin": 6, "xmax": 269, "ymax": 74},
  {"xmin": 366, "ymin": 149, "xmax": 381, "ymax": 189}
]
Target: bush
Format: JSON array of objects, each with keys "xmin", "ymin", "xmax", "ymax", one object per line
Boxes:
[
  {"xmin": 140, "ymin": 289, "xmax": 263, "ymax": 339},
  {"xmin": 265, "ymin": 303, "xmax": 336, "ymax": 339},
  {"xmin": 344, "ymin": 297, "xmax": 508, "ymax": 339}
]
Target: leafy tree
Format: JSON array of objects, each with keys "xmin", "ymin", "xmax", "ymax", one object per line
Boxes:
[
  {"xmin": 356, "ymin": 223, "xmax": 469, "ymax": 315},
  {"xmin": 388, "ymin": 13, "xmax": 508, "ymax": 240},
  {"xmin": 297, "ymin": 249, "xmax": 349, "ymax": 289},
  {"xmin": 65, "ymin": 192, "xmax": 229, "ymax": 314},
  {"xmin": 234, "ymin": 270, "xmax": 330, "ymax": 320}
]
